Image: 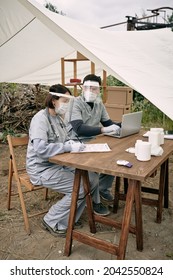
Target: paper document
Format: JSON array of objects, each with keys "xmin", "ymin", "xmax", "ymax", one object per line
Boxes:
[
  {"xmin": 71, "ymin": 143, "xmax": 111, "ymax": 153},
  {"xmin": 143, "ymin": 131, "xmax": 173, "ymax": 140},
  {"xmin": 163, "ymin": 135, "xmax": 173, "ymax": 139}
]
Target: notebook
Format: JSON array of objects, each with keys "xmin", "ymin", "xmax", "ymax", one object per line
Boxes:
[{"xmin": 104, "ymin": 111, "xmax": 142, "ymax": 138}]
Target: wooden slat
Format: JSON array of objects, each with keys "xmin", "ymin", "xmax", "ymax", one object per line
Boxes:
[
  {"xmin": 10, "ymin": 136, "xmax": 29, "ymax": 147},
  {"xmin": 94, "ymin": 214, "xmax": 136, "ymax": 234},
  {"xmin": 73, "ymin": 230, "xmax": 119, "ymax": 255}
]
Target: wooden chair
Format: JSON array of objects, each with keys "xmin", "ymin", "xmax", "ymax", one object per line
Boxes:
[{"xmin": 7, "ymin": 134, "xmax": 48, "ymax": 235}]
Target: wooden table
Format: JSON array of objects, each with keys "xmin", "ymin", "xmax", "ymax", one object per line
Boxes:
[{"xmin": 49, "ymin": 132, "xmax": 173, "ymax": 259}]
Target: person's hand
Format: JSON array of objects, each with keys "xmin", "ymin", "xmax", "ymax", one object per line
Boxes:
[
  {"xmin": 101, "ymin": 124, "xmax": 120, "ymax": 134},
  {"xmin": 71, "ymin": 142, "xmax": 85, "ymax": 152},
  {"xmin": 64, "ymin": 140, "xmax": 85, "ymax": 152},
  {"xmin": 64, "ymin": 140, "xmax": 75, "ymax": 152}
]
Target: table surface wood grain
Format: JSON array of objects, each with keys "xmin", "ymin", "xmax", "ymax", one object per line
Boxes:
[{"xmin": 49, "ymin": 131, "xmax": 173, "ymax": 182}]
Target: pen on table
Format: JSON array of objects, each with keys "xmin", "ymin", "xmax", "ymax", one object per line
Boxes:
[
  {"xmin": 69, "ymin": 136, "xmax": 83, "ymax": 144},
  {"xmin": 75, "ymin": 136, "xmax": 86, "ymax": 152}
]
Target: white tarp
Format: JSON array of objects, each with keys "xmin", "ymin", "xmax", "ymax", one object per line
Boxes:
[{"xmin": 0, "ymin": 0, "xmax": 173, "ymax": 119}]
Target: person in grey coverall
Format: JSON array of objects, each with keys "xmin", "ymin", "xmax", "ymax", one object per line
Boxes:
[
  {"xmin": 26, "ymin": 84, "xmax": 108, "ymax": 237},
  {"xmin": 66, "ymin": 74, "xmax": 121, "ymax": 204}
]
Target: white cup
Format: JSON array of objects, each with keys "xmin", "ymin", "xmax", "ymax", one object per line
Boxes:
[
  {"xmin": 137, "ymin": 142, "xmax": 151, "ymax": 161},
  {"xmin": 148, "ymin": 131, "xmax": 160, "ymax": 147},
  {"xmin": 135, "ymin": 139, "xmax": 143, "ymax": 157},
  {"xmin": 150, "ymin": 128, "xmax": 164, "ymax": 145}
]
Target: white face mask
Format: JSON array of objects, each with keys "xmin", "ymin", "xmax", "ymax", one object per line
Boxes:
[
  {"xmin": 55, "ymin": 102, "xmax": 69, "ymax": 115},
  {"xmin": 83, "ymin": 91, "xmax": 97, "ymax": 102}
]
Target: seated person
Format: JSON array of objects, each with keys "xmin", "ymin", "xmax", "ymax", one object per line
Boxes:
[
  {"xmin": 66, "ymin": 74, "xmax": 121, "ymax": 204},
  {"xmin": 26, "ymin": 84, "xmax": 109, "ymax": 237}
]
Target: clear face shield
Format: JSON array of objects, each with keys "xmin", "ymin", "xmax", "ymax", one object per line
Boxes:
[
  {"xmin": 82, "ymin": 81, "xmax": 100, "ymax": 102},
  {"xmin": 49, "ymin": 91, "xmax": 74, "ymax": 115}
]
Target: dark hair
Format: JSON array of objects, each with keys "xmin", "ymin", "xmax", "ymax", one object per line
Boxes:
[
  {"xmin": 83, "ymin": 74, "xmax": 101, "ymax": 86},
  {"xmin": 45, "ymin": 84, "xmax": 72, "ymax": 108}
]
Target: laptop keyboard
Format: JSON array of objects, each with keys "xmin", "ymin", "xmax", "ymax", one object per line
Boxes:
[{"xmin": 105, "ymin": 131, "xmax": 120, "ymax": 136}]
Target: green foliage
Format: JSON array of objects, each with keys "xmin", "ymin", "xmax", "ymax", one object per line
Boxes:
[
  {"xmin": 106, "ymin": 75, "xmax": 126, "ymax": 86},
  {"xmin": 0, "ymin": 129, "xmax": 15, "ymax": 143},
  {"xmin": 167, "ymin": 12, "xmax": 173, "ymax": 31},
  {"xmin": 106, "ymin": 75, "xmax": 144, "ymax": 101},
  {"xmin": 0, "ymin": 83, "xmax": 19, "ymax": 137},
  {"xmin": 0, "ymin": 82, "xmax": 18, "ymax": 93},
  {"xmin": 106, "ymin": 75, "xmax": 173, "ymax": 129},
  {"xmin": 132, "ymin": 97, "xmax": 173, "ymax": 130},
  {"xmin": 45, "ymin": 2, "xmax": 65, "ymax": 15}
]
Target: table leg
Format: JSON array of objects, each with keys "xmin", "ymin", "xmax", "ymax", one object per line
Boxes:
[
  {"xmin": 64, "ymin": 169, "xmax": 81, "ymax": 256},
  {"xmin": 134, "ymin": 181, "xmax": 143, "ymax": 251},
  {"xmin": 124, "ymin": 178, "xmax": 128, "ymax": 194},
  {"xmin": 113, "ymin": 176, "xmax": 121, "ymax": 213},
  {"xmin": 81, "ymin": 170, "xmax": 96, "ymax": 233},
  {"xmin": 157, "ymin": 161, "xmax": 166, "ymax": 223},
  {"xmin": 117, "ymin": 179, "xmax": 139, "ymax": 260},
  {"xmin": 164, "ymin": 159, "xmax": 169, "ymax": 208}
]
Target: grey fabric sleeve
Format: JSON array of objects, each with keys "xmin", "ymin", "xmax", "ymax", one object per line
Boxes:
[
  {"xmin": 71, "ymin": 119, "xmax": 121, "ymax": 137},
  {"xmin": 32, "ymin": 138, "xmax": 65, "ymax": 158},
  {"xmin": 29, "ymin": 114, "xmax": 49, "ymax": 142},
  {"xmin": 70, "ymin": 119, "xmax": 102, "ymax": 136},
  {"xmin": 101, "ymin": 119, "xmax": 122, "ymax": 127}
]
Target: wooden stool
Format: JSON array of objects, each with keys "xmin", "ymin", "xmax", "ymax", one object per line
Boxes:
[{"xmin": 64, "ymin": 169, "xmax": 143, "ymax": 260}]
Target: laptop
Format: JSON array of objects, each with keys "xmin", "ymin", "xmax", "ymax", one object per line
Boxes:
[{"xmin": 104, "ymin": 111, "xmax": 142, "ymax": 138}]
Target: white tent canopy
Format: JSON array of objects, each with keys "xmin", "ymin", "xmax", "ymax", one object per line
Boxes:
[{"xmin": 0, "ymin": 0, "xmax": 173, "ymax": 119}]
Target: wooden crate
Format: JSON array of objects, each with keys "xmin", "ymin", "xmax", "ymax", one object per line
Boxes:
[
  {"xmin": 105, "ymin": 103, "xmax": 131, "ymax": 122},
  {"xmin": 106, "ymin": 86, "xmax": 133, "ymax": 105}
]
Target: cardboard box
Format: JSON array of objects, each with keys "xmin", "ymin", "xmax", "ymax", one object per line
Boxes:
[
  {"xmin": 106, "ymin": 86, "xmax": 133, "ymax": 105},
  {"xmin": 105, "ymin": 103, "xmax": 131, "ymax": 122}
]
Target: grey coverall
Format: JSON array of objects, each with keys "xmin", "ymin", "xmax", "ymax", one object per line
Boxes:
[
  {"xmin": 66, "ymin": 96, "xmax": 115, "ymax": 197},
  {"xmin": 26, "ymin": 108, "xmax": 100, "ymax": 230}
]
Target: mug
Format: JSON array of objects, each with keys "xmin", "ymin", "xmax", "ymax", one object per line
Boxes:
[{"xmin": 137, "ymin": 142, "xmax": 151, "ymax": 161}]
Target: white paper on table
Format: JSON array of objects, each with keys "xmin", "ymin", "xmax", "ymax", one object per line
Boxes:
[
  {"xmin": 143, "ymin": 131, "xmax": 149, "ymax": 137},
  {"xmin": 143, "ymin": 131, "xmax": 173, "ymax": 139},
  {"xmin": 125, "ymin": 147, "xmax": 135, "ymax": 153},
  {"xmin": 163, "ymin": 134, "xmax": 173, "ymax": 139},
  {"xmin": 71, "ymin": 143, "xmax": 111, "ymax": 153}
]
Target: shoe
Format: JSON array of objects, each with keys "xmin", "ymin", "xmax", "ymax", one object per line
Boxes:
[
  {"xmin": 42, "ymin": 218, "xmax": 66, "ymax": 238},
  {"xmin": 100, "ymin": 192, "xmax": 114, "ymax": 202},
  {"xmin": 93, "ymin": 202, "xmax": 110, "ymax": 216},
  {"xmin": 42, "ymin": 219, "xmax": 83, "ymax": 237},
  {"xmin": 74, "ymin": 220, "xmax": 83, "ymax": 229}
]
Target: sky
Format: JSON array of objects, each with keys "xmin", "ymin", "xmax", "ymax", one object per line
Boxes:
[{"xmin": 35, "ymin": 0, "xmax": 173, "ymax": 30}]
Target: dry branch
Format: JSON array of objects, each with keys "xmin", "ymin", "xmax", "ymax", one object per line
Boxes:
[{"xmin": 0, "ymin": 84, "xmax": 48, "ymax": 133}]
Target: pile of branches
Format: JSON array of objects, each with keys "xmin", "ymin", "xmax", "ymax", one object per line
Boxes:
[{"xmin": 0, "ymin": 83, "xmax": 48, "ymax": 134}]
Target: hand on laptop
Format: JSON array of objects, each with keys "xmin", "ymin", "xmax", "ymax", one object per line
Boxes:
[{"xmin": 101, "ymin": 124, "xmax": 120, "ymax": 135}]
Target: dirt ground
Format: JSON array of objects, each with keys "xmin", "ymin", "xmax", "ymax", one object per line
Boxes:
[{"xmin": 0, "ymin": 142, "xmax": 173, "ymax": 260}]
